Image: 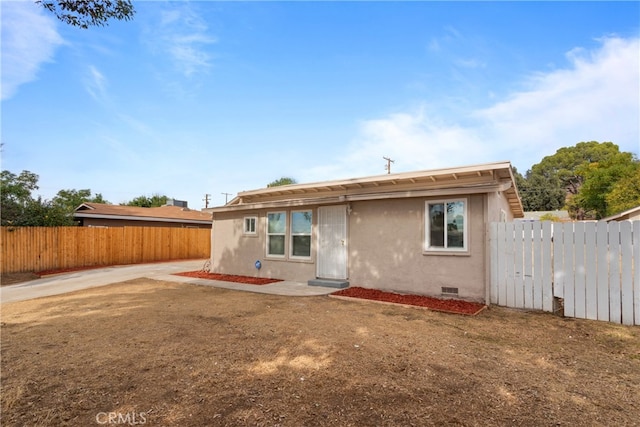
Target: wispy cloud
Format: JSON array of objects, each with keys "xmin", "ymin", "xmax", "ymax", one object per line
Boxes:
[
  {"xmin": 428, "ymin": 25, "xmax": 465, "ymax": 53},
  {"xmin": 84, "ymin": 66, "xmax": 155, "ymax": 148},
  {"xmin": 84, "ymin": 65, "xmax": 108, "ymax": 103},
  {"xmin": 476, "ymin": 36, "xmax": 640, "ymax": 167},
  {"xmin": 1, "ymin": 1, "xmax": 64, "ymax": 100},
  {"xmin": 308, "ymin": 36, "xmax": 639, "ymax": 180},
  {"xmin": 455, "ymin": 58, "xmax": 486, "ymax": 69},
  {"xmin": 303, "ymin": 106, "xmax": 482, "ymax": 182},
  {"xmin": 146, "ymin": 3, "xmax": 217, "ymax": 78}
]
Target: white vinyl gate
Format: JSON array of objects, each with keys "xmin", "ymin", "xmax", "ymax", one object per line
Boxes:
[{"xmin": 490, "ymin": 221, "xmax": 640, "ymax": 326}]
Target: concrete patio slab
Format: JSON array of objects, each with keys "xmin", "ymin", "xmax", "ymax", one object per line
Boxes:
[
  {"xmin": 1, "ymin": 260, "xmax": 337, "ymax": 303},
  {"xmin": 161, "ymin": 274, "xmax": 338, "ymax": 296}
]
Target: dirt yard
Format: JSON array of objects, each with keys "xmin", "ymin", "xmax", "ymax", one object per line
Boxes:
[{"xmin": 2, "ymin": 278, "xmax": 639, "ymax": 426}]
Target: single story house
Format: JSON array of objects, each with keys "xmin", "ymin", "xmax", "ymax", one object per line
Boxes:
[
  {"xmin": 602, "ymin": 205, "xmax": 640, "ymax": 222},
  {"xmin": 209, "ymin": 161, "xmax": 524, "ymax": 303},
  {"xmin": 74, "ymin": 202, "xmax": 212, "ymax": 228}
]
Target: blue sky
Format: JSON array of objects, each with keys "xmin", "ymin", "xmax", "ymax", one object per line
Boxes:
[{"xmin": 2, "ymin": 1, "xmax": 639, "ymax": 209}]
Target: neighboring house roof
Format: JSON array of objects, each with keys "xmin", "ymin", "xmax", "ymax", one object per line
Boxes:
[
  {"xmin": 74, "ymin": 203, "xmax": 213, "ymax": 225},
  {"xmin": 211, "ymin": 161, "xmax": 524, "ymax": 217},
  {"xmin": 601, "ymin": 205, "xmax": 640, "ymax": 222}
]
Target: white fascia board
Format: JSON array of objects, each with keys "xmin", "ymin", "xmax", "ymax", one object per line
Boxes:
[
  {"xmin": 602, "ymin": 205, "xmax": 640, "ymax": 221},
  {"xmin": 237, "ymin": 161, "xmax": 513, "ymax": 198},
  {"xmin": 210, "ymin": 183, "xmax": 506, "ymax": 213}
]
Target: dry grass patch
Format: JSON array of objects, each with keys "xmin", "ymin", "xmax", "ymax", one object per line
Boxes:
[{"xmin": 1, "ymin": 278, "xmax": 639, "ymax": 426}]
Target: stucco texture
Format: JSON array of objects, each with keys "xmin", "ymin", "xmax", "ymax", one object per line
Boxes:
[
  {"xmin": 211, "ymin": 211, "xmax": 316, "ymax": 281},
  {"xmin": 348, "ymin": 195, "xmax": 486, "ymax": 301},
  {"xmin": 212, "ymin": 194, "xmax": 490, "ymax": 302}
]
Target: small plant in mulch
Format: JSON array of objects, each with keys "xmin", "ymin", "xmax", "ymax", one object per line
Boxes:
[
  {"xmin": 174, "ymin": 271, "xmax": 283, "ymax": 285},
  {"xmin": 331, "ymin": 286, "xmax": 486, "ymax": 315}
]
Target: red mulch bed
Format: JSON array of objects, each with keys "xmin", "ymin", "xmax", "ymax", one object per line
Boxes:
[
  {"xmin": 331, "ymin": 287, "xmax": 486, "ymax": 316},
  {"xmin": 174, "ymin": 271, "xmax": 283, "ymax": 285}
]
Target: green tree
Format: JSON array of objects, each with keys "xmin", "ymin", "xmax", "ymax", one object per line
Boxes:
[
  {"xmin": 1, "ymin": 170, "xmax": 39, "ymax": 203},
  {"xmin": 520, "ymin": 141, "xmax": 635, "ymax": 218},
  {"xmin": 93, "ymin": 193, "xmax": 108, "ymax": 204},
  {"xmin": 123, "ymin": 194, "xmax": 169, "ymax": 208},
  {"xmin": 17, "ymin": 197, "xmax": 76, "ymax": 226},
  {"xmin": 267, "ymin": 177, "xmax": 298, "ymax": 187},
  {"xmin": 573, "ymin": 153, "xmax": 639, "ymax": 219},
  {"xmin": 605, "ymin": 168, "xmax": 640, "ymax": 216},
  {"xmin": 518, "ymin": 172, "xmax": 566, "ymax": 212},
  {"xmin": 52, "ymin": 189, "xmax": 109, "ymax": 212},
  {"xmin": 1, "ymin": 170, "xmax": 40, "ymax": 226},
  {"xmin": 530, "ymin": 141, "xmax": 622, "ymax": 196},
  {"xmin": 512, "ymin": 167, "xmax": 526, "ymax": 192},
  {"xmin": 37, "ymin": 0, "xmax": 135, "ymax": 29},
  {"xmin": 1, "ymin": 169, "xmax": 108, "ymax": 226}
]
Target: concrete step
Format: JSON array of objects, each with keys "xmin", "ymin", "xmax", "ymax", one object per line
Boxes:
[{"xmin": 308, "ymin": 279, "xmax": 349, "ymax": 289}]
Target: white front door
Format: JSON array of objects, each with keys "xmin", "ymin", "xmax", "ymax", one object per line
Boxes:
[{"xmin": 317, "ymin": 205, "xmax": 348, "ymax": 280}]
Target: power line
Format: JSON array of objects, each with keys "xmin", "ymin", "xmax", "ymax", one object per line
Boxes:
[{"xmin": 383, "ymin": 156, "xmax": 395, "ymax": 174}]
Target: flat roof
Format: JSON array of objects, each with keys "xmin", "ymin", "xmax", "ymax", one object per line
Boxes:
[{"xmin": 212, "ymin": 161, "xmax": 524, "ymax": 217}]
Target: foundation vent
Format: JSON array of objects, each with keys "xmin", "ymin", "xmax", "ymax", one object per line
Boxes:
[{"xmin": 441, "ymin": 287, "xmax": 459, "ymax": 296}]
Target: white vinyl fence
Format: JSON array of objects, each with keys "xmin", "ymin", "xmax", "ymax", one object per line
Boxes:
[{"xmin": 490, "ymin": 221, "xmax": 639, "ymax": 325}]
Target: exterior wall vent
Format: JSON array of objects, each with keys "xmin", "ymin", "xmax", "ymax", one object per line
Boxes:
[{"xmin": 441, "ymin": 287, "xmax": 459, "ymax": 296}]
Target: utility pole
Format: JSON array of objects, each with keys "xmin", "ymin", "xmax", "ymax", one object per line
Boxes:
[
  {"xmin": 383, "ymin": 156, "xmax": 395, "ymax": 174},
  {"xmin": 203, "ymin": 194, "xmax": 211, "ymax": 209},
  {"xmin": 221, "ymin": 192, "xmax": 232, "ymax": 204}
]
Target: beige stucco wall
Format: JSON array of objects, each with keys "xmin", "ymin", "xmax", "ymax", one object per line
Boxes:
[
  {"xmin": 211, "ymin": 210, "xmax": 316, "ymax": 281},
  {"xmin": 348, "ymin": 195, "xmax": 487, "ymax": 301},
  {"xmin": 211, "ymin": 194, "xmax": 490, "ymax": 302},
  {"xmin": 487, "ymin": 191, "xmax": 516, "ymax": 223}
]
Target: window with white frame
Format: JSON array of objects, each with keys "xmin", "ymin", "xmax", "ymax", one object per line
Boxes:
[
  {"xmin": 425, "ymin": 199, "xmax": 467, "ymax": 251},
  {"xmin": 243, "ymin": 216, "xmax": 257, "ymax": 235},
  {"xmin": 266, "ymin": 212, "xmax": 286, "ymax": 256},
  {"xmin": 290, "ymin": 210, "xmax": 312, "ymax": 258}
]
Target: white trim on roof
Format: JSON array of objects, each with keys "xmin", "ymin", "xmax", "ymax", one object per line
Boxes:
[
  {"xmin": 602, "ymin": 205, "xmax": 640, "ymax": 222},
  {"xmin": 211, "ymin": 181, "xmax": 514, "ymax": 213},
  {"xmin": 235, "ymin": 160, "xmax": 513, "ymax": 199},
  {"xmin": 212, "ymin": 161, "xmax": 523, "ymax": 217}
]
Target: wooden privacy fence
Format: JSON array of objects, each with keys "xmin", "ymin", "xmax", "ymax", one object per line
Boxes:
[
  {"xmin": 490, "ymin": 221, "xmax": 640, "ymax": 326},
  {"xmin": 1, "ymin": 226, "xmax": 211, "ymax": 274}
]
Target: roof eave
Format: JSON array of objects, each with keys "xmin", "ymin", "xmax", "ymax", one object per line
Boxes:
[
  {"xmin": 73, "ymin": 213, "xmax": 212, "ymax": 224},
  {"xmin": 601, "ymin": 205, "xmax": 640, "ymax": 221},
  {"xmin": 210, "ymin": 182, "xmax": 516, "ymax": 214},
  {"xmin": 210, "ymin": 161, "xmax": 524, "ymax": 217},
  {"xmin": 237, "ymin": 160, "xmax": 514, "ymax": 199}
]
